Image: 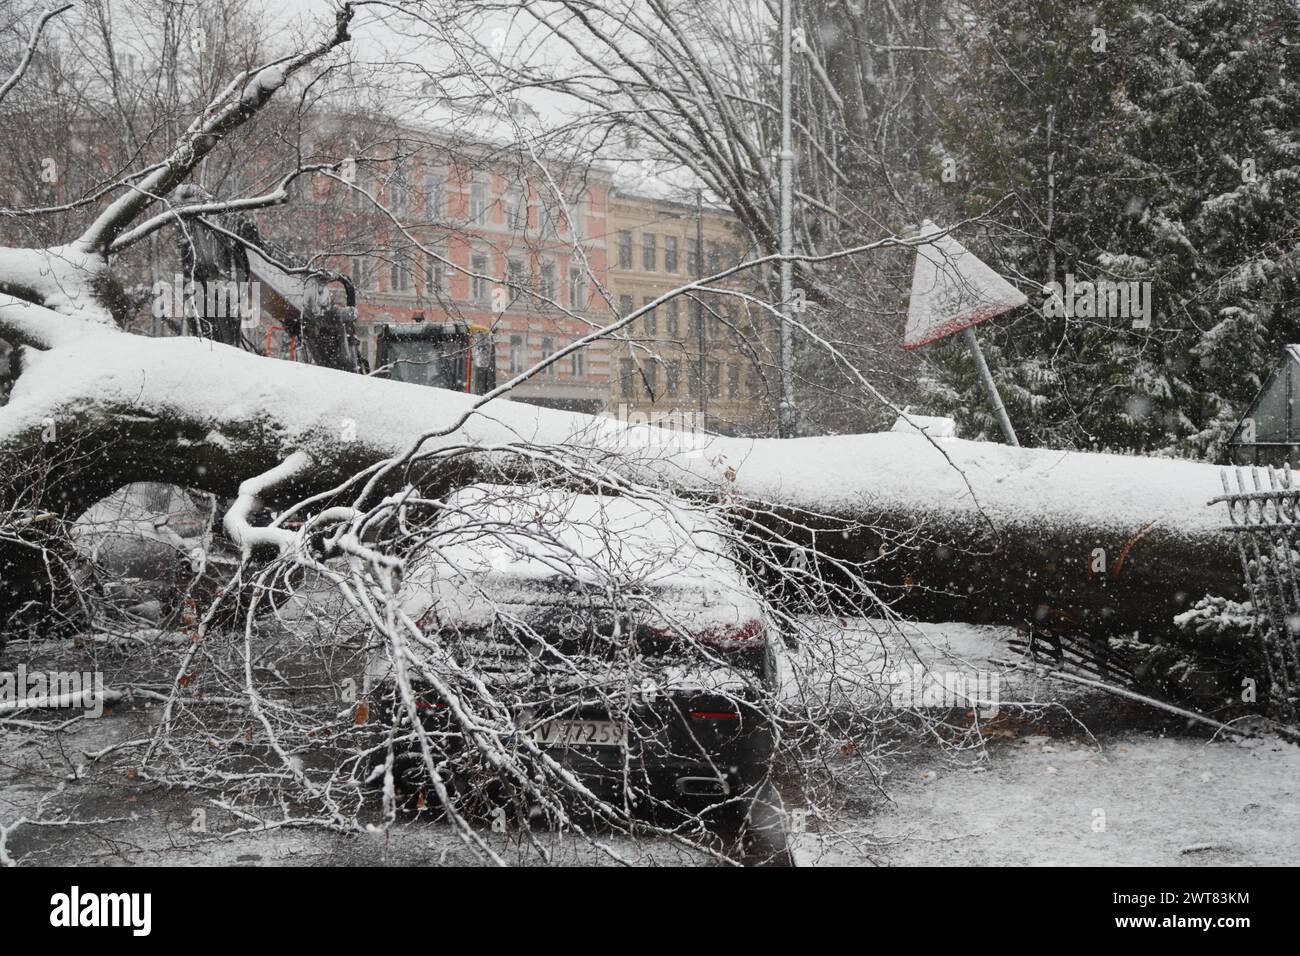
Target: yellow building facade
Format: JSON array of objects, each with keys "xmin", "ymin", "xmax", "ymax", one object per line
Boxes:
[{"xmin": 606, "ymin": 191, "xmax": 778, "ymax": 437}]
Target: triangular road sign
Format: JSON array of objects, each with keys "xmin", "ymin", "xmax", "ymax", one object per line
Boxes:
[{"xmin": 903, "ymin": 220, "xmax": 1028, "ymax": 350}]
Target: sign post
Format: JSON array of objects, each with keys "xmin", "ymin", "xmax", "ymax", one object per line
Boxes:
[
  {"xmin": 903, "ymin": 220, "xmax": 1027, "ymax": 446},
  {"xmin": 962, "ymin": 326, "xmax": 1018, "ymax": 446}
]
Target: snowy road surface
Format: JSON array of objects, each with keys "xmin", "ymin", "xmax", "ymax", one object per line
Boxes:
[{"xmin": 2, "ymin": 622, "xmax": 1296, "ymax": 866}]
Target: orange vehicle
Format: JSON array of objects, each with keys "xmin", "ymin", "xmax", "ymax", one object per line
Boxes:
[
  {"xmin": 182, "ymin": 204, "xmax": 494, "ymax": 395},
  {"xmin": 374, "ymin": 318, "xmax": 496, "ymax": 395}
]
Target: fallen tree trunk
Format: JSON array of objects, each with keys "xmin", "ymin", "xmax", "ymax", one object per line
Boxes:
[{"xmin": 0, "ymin": 294, "xmax": 1242, "ymax": 644}]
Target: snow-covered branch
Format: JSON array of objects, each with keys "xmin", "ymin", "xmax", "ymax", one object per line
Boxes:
[
  {"xmin": 0, "ymin": 3, "xmax": 72, "ymax": 105},
  {"xmin": 72, "ymin": 4, "xmax": 355, "ymax": 256}
]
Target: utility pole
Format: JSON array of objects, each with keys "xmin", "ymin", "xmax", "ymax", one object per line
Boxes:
[
  {"xmin": 1045, "ymin": 105, "xmax": 1056, "ymax": 286},
  {"xmin": 778, "ymin": 0, "xmax": 796, "ymax": 438},
  {"xmin": 963, "ymin": 326, "xmax": 1019, "ymax": 446},
  {"xmin": 695, "ymin": 188, "xmax": 707, "ymax": 424}
]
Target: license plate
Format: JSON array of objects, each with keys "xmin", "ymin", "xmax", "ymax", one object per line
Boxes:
[{"xmin": 530, "ymin": 718, "xmax": 625, "ymax": 748}]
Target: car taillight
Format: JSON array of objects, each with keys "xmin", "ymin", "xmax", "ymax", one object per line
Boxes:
[
  {"xmin": 689, "ymin": 709, "xmax": 740, "ymax": 721},
  {"xmin": 696, "ymin": 618, "xmax": 766, "ymax": 648}
]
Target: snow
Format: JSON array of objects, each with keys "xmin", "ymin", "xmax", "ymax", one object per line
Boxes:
[
  {"xmin": 903, "ymin": 220, "xmax": 1029, "ymax": 350},
  {"xmin": 729, "ymin": 430, "xmax": 1229, "ymax": 538},
  {"xmin": 808, "ymin": 728, "xmax": 1300, "ymax": 866},
  {"xmin": 7, "ymin": 614, "xmax": 1296, "ymax": 867},
  {"xmin": 243, "ymin": 64, "xmax": 287, "ymax": 104},
  {"xmin": 398, "ymin": 483, "xmax": 765, "ymax": 632},
  {"xmin": 890, "ymin": 414, "xmax": 957, "ymax": 438},
  {"xmin": 603, "ymin": 155, "xmax": 709, "ymax": 203},
  {"xmin": 0, "ymin": 248, "xmax": 113, "ymax": 326},
  {"xmin": 0, "ymin": 294, "xmax": 1235, "ymax": 546},
  {"xmin": 424, "ymin": 484, "xmax": 737, "ymax": 587}
]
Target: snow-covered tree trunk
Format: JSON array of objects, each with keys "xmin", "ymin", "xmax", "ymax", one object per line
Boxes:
[{"xmin": 0, "ymin": 291, "xmax": 1242, "ymax": 641}]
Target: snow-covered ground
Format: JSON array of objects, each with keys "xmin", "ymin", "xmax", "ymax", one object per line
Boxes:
[
  {"xmin": 3, "ymin": 619, "xmax": 1295, "ymax": 867},
  {"xmin": 804, "ymin": 730, "xmax": 1300, "ymax": 867}
]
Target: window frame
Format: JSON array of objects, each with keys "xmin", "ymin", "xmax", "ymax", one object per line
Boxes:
[
  {"xmin": 470, "ymin": 251, "xmax": 491, "ymax": 303},
  {"xmin": 664, "ymin": 235, "xmax": 679, "ymax": 273},
  {"xmin": 568, "ymin": 266, "xmax": 586, "ymax": 310},
  {"xmin": 508, "ymin": 333, "xmax": 525, "ymax": 375}
]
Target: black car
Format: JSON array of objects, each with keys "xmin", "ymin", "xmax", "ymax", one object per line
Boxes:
[{"xmin": 365, "ymin": 483, "xmax": 794, "ymax": 864}]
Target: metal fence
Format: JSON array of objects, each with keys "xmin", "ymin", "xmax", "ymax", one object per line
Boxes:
[{"xmin": 1212, "ymin": 466, "xmax": 1300, "ymax": 722}]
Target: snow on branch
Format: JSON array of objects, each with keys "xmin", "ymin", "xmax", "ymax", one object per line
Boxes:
[
  {"xmin": 72, "ymin": 4, "xmax": 355, "ymax": 255},
  {"xmin": 107, "ymin": 165, "xmax": 345, "ymax": 253},
  {"xmin": 0, "ymin": 3, "xmax": 72, "ymax": 106},
  {"xmin": 224, "ymin": 450, "xmax": 315, "ymax": 557}
]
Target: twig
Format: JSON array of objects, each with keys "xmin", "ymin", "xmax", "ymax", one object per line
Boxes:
[{"xmin": 996, "ymin": 659, "xmax": 1285, "ymax": 741}]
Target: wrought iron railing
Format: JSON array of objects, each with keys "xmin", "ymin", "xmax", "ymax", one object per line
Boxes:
[{"xmin": 1211, "ymin": 466, "xmax": 1300, "ymax": 722}]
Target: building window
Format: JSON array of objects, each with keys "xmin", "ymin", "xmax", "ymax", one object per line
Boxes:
[
  {"xmin": 503, "ymin": 187, "xmax": 525, "ymax": 230},
  {"xmin": 388, "ymin": 173, "xmax": 410, "ymax": 215},
  {"xmin": 569, "ymin": 267, "xmax": 586, "ymax": 310},
  {"xmin": 470, "ymin": 181, "xmax": 489, "ymax": 223},
  {"xmin": 509, "ymin": 334, "xmax": 524, "ymax": 374},
  {"xmin": 350, "ymin": 167, "xmax": 370, "ymax": 210},
  {"xmin": 707, "ymin": 240, "xmax": 720, "ymax": 274},
  {"xmin": 687, "ymin": 236, "xmax": 700, "ymax": 274},
  {"xmin": 617, "ymin": 231, "xmax": 633, "ymax": 270},
  {"xmin": 425, "ymin": 251, "xmax": 446, "ymax": 293},
  {"xmin": 541, "ymin": 336, "xmax": 556, "ymax": 376},
  {"xmin": 471, "ymin": 252, "xmax": 490, "ymax": 302},
  {"xmin": 620, "ymin": 358, "xmax": 635, "ymax": 396},
  {"xmin": 507, "ymin": 258, "xmax": 526, "ymax": 298},
  {"xmin": 351, "ymin": 256, "xmax": 374, "ymax": 290},
  {"xmin": 642, "ymin": 232, "xmax": 657, "ymax": 271},
  {"xmin": 728, "ymin": 363, "xmax": 740, "ymax": 399},
  {"xmin": 708, "ymin": 308, "xmax": 720, "ymax": 339},
  {"xmin": 666, "ymin": 360, "xmax": 681, "ymax": 397},
  {"xmin": 618, "ymin": 293, "xmax": 634, "ymax": 317},
  {"xmin": 666, "ymin": 299, "xmax": 680, "ymax": 337},
  {"xmin": 748, "ymin": 369, "xmax": 763, "ymax": 398},
  {"xmin": 687, "ymin": 362, "xmax": 701, "ymax": 398},
  {"xmin": 643, "ymin": 296, "xmax": 657, "ymax": 336},
  {"xmin": 643, "ymin": 358, "xmax": 658, "ymax": 397},
  {"xmin": 390, "ymin": 259, "xmax": 412, "ymax": 293},
  {"xmin": 571, "ymin": 349, "xmax": 586, "ymax": 378},
  {"xmin": 567, "ymin": 194, "xmax": 586, "ymax": 239},
  {"xmin": 664, "ymin": 235, "xmax": 679, "ymax": 273},
  {"xmin": 424, "ymin": 173, "xmax": 444, "ymax": 218},
  {"xmin": 539, "ymin": 262, "xmax": 556, "ymax": 300},
  {"xmin": 708, "ymin": 361, "xmax": 721, "ymax": 398}
]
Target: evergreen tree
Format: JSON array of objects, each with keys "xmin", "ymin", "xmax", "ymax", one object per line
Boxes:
[{"xmin": 923, "ymin": 0, "xmax": 1300, "ymax": 457}]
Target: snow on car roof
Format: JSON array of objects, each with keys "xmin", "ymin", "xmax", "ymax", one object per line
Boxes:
[
  {"xmin": 434, "ymin": 484, "xmax": 734, "ymax": 585},
  {"xmin": 400, "ymin": 484, "xmax": 765, "ymax": 629}
]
